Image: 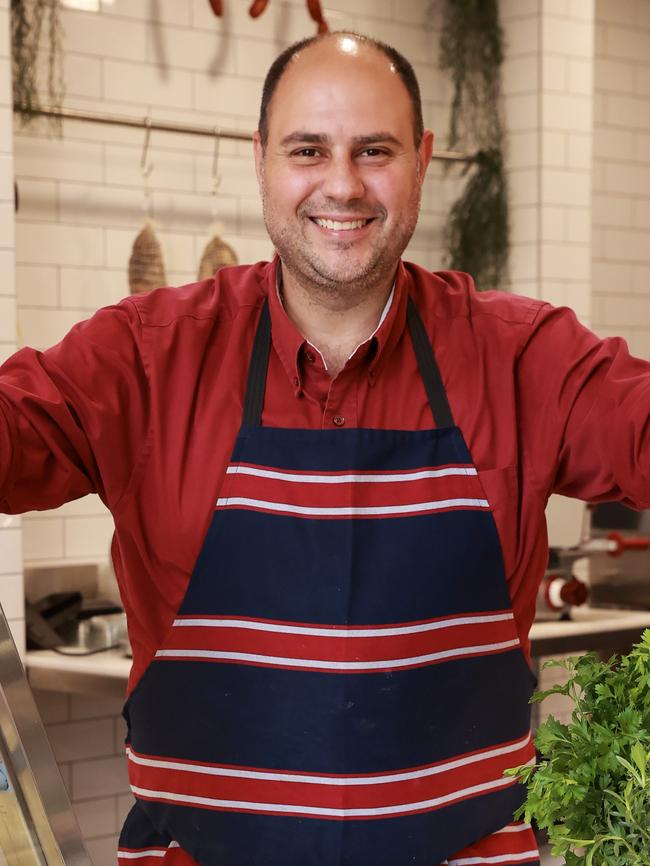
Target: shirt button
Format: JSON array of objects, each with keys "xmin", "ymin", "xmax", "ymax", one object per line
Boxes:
[
  {"xmin": 333, "ymin": 415, "xmax": 345, "ymax": 427},
  {"xmin": 305, "ymin": 350, "xmax": 316, "ymax": 363}
]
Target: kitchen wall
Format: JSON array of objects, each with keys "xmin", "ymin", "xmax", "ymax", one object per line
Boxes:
[
  {"xmin": 592, "ymin": 0, "xmax": 650, "ymax": 357},
  {"xmin": 501, "ymin": 0, "xmax": 595, "ymax": 323},
  {"xmin": 0, "ymin": 0, "xmax": 24, "ymax": 653}
]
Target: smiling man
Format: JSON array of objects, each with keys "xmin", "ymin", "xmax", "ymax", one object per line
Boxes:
[
  {"xmin": 253, "ymin": 34, "xmax": 434, "ymax": 378},
  {"xmin": 253, "ymin": 35, "xmax": 433, "ymax": 379},
  {"xmin": 0, "ymin": 31, "xmax": 649, "ymax": 866}
]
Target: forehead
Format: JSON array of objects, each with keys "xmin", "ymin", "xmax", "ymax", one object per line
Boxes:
[{"xmin": 267, "ymin": 41, "xmax": 414, "ymax": 142}]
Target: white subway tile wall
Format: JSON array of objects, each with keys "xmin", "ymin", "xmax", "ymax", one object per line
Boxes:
[
  {"xmin": 501, "ymin": 1, "xmax": 595, "ymax": 311},
  {"xmin": 0, "ymin": 0, "xmax": 24, "ymax": 652},
  {"xmin": 593, "ymin": 0, "xmax": 650, "ymax": 356}
]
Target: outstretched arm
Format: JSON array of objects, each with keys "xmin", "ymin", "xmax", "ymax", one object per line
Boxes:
[{"xmin": 0, "ymin": 299, "xmax": 149, "ymax": 515}]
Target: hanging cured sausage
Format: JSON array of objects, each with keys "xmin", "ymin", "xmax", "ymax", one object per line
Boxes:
[
  {"xmin": 197, "ymin": 232, "xmax": 238, "ymax": 281},
  {"xmin": 128, "ymin": 220, "xmax": 167, "ymax": 295}
]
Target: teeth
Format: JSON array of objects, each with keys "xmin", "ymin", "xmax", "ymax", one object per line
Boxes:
[{"xmin": 314, "ymin": 218, "xmax": 368, "ymax": 230}]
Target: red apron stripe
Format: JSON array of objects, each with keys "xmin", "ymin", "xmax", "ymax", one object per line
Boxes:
[
  {"xmin": 130, "ymin": 772, "xmax": 524, "ymax": 820},
  {"xmin": 129, "ymin": 752, "xmax": 531, "ymax": 811},
  {"xmin": 215, "ymin": 498, "xmax": 490, "ymax": 519},
  {"xmin": 452, "ymin": 827, "xmax": 537, "ymax": 857},
  {"xmin": 171, "ymin": 609, "xmax": 514, "ymax": 632},
  {"xmin": 127, "ymin": 731, "xmax": 532, "ymax": 780},
  {"xmin": 117, "ymin": 846, "xmax": 176, "ymax": 860},
  {"xmin": 226, "ymin": 463, "xmax": 478, "ymax": 482},
  {"xmin": 154, "ymin": 637, "xmax": 521, "ymax": 672},
  {"xmin": 127, "ymin": 736, "xmax": 534, "ymax": 816},
  {"xmin": 452, "ymin": 846, "xmax": 539, "ymax": 862},
  {"xmin": 158, "ymin": 618, "xmax": 520, "ymax": 664},
  {"xmin": 220, "ymin": 473, "xmax": 485, "ymax": 509},
  {"xmin": 448, "ymin": 821, "xmax": 539, "ymax": 865}
]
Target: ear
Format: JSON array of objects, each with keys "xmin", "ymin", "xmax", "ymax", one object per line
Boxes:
[
  {"xmin": 417, "ymin": 129, "xmax": 435, "ymax": 183},
  {"xmin": 253, "ymin": 131, "xmax": 264, "ymax": 190}
]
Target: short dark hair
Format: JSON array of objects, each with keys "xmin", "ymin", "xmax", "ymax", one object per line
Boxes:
[{"xmin": 257, "ymin": 32, "xmax": 424, "ymax": 149}]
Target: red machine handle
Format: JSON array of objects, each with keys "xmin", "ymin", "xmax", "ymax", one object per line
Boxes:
[
  {"xmin": 559, "ymin": 577, "xmax": 589, "ymax": 606},
  {"xmin": 608, "ymin": 531, "xmax": 650, "ymax": 557}
]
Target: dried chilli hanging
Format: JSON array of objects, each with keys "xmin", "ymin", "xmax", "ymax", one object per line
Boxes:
[{"xmin": 207, "ymin": 0, "xmax": 328, "ymax": 33}]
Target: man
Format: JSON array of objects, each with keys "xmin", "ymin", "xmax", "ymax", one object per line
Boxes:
[{"xmin": 1, "ymin": 31, "xmax": 648, "ymax": 866}]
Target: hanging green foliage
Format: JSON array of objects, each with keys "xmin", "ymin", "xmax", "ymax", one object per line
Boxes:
[
  {"xmin": 439, "ymin": 0, "xmax": 509, "ymax": 290},
  {"xmin": 11, "ymin": 0, "xmax": 64, "ymax": 127}
]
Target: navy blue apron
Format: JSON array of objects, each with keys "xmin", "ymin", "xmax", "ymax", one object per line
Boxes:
[{"xmin": 119, "ymin": 295, "xmax": 537, "ymax": 866}]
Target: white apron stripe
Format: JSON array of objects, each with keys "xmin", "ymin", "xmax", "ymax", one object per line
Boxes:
[
  {"xmin": 495, "ymin": 824, "xmax": 533, "ymax": 834},
  {"xmin": 448, "ymin": 853, "xmax": 539, "ymax": 865},
  {"xmin": 154, "ymin": 638, "xmax": 520, "ymax": 670},
  {"xmin": 225, "ymin": 466, "xmax": 478, "ymax": 483},
  {"xmin": 216, "ymin": 497, "xmax": 490, "ymax": 515},
  {"xmin": 131, "ymin": 768, "xmax": 532, "ymax": 818},
  {"xmin": 126, "ymin": 731, "xmax": 531, "ymax": 786},
  {"xmin": 171, "ymin": 612, "xmax": 514, "ymax": 637}
]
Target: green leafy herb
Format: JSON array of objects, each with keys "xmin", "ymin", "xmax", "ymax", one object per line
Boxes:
[{"xmin": 506, "ymin": 629, "xmax": 650, "ymax": 865}]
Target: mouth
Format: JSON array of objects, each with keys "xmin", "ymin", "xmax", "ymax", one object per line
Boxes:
[{"xmin": 309, "ymin": 217, "xmax": 375, "ymax": 231}]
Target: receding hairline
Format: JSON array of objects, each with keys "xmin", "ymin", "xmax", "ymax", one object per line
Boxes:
[{"xmin": 257, "ymin": 31, "xmax": 424, "ymax": 149}]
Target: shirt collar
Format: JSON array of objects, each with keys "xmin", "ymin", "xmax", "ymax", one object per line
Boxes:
[{"xmin": 267, "ymin": 255, "xmax": 409, "ymax": 391}]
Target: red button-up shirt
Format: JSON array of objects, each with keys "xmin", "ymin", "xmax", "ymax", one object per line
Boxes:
[{"xmin": 1, "ymin": 259, "xmax": 649, "ymax": 692}]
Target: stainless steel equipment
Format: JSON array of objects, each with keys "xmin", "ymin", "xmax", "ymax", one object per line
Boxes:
[
  {"xmin": 536, "ymin": 525, "xmax": 649, "ymax": 621},
  {"xmin": 0, "ymin": 604, "xmax": 91, "ymax": 866},
  {"xmin": 589, "ymin": 503, "xmax": 650, "ymax": 610}
]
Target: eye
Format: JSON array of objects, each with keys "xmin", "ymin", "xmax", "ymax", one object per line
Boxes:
[
  {"xmin": 358, "ymin": 147, "xmax": 391, "ymax": 161},
  {"xmin": 291, "ymin": 147, "xmax": 321, "ymax": 159}
]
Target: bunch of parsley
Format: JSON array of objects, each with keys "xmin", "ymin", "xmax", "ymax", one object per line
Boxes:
[{"xmin": 506, "ymin": 629, "xmax": 650, "ymax": 866}]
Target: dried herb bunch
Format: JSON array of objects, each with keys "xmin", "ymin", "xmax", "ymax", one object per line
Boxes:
[
  {"xmin": 11, "ymin": 0, "xmax": 64, "ymax": 126},
  {"xmin": 507, "ymin": 630, "xmax": 650, "ymax": 866},
  {"xmin": 439, "ymin": 0, "xmax": 509, "ymax": 290}
]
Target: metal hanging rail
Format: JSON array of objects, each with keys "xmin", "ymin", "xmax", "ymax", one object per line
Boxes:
[{"xmin": 13, "ymin": 105, "xmax": 475, "ymax": 164}]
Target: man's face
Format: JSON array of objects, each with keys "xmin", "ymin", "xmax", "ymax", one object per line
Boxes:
[{"xmin": 254, "ymin": 38, "xmax": 434, "ymax": 300}]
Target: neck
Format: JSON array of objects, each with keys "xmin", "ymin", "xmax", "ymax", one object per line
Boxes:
[{"xmin": 279, "ymin": 264, "xmax": 395, "ymax": 378}]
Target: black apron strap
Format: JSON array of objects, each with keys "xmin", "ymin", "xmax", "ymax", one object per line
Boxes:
[
  {"xmin": 242, "ymin": 299, "xmax": 271, "ymax": 428},
  {"xmin": 242, "ymin": 294, "xmax": 455, "ymax": 429},
  {"xmin": 406, "ymin": 295, "xmax": 455, "ymax": 428}
]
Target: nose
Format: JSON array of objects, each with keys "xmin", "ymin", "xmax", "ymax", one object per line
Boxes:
[{"xmin": 320, "ymin": 153, "xmax": 365, "ymax": 203}]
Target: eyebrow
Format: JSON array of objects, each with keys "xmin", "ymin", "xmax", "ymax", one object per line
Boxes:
[{"xmin": 279, "ymin": 131, "xmax": 403, "ymax": 148}]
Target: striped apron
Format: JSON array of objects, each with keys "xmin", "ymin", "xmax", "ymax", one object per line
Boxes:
[{"xmin": 118, "ymin": 296, "xmax": 540, "ymax": 866}]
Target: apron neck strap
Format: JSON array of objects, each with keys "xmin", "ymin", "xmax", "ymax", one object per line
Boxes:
[
  {"xmin": 406, "ymin": 295, "xmax": 455, "ymax": 428},
  {"xmin": 242, "ymin": 299, "xmax": 272, "ymax": 427},
  {"xmin": 242, "ymin": 295, "xmax": 455, "ymax": 429}
]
